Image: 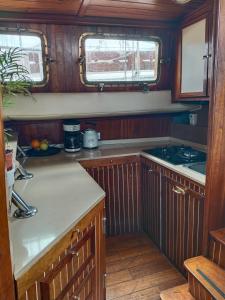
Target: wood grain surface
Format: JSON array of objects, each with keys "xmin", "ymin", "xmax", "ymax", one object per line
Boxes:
[{"xmin": 106, "ymin": 233, "xmax": 186, "ymax": 300}]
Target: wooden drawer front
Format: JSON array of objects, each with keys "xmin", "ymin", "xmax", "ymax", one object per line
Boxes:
[
  {"xmin": 141, "ymin": 159, "xmax": 161, "ymax": 247},
  {"xmin": 81, "ymin": 156, "xmax": 141, "ymax": 236},
  {"xmin": 40, "ymin": 226, "xmax": 95, "ymax": 300},
  {"xmin": 162, "ymin": 176, "xmax": 204, "ymax": 274}
]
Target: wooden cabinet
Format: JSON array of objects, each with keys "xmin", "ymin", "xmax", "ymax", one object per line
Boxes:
[
  {"xmin": 174, "ymin": 12, "xmax": 213, "ymax": 101},
  {"xmin": 141, "ymin": 156, "xmax": 205, "ymax": 274},
  {"xmin": 16, "ymin": 200, "xmax": 106, "ymax": 300},
  {"xmin": 80, "ymin": 156, "xmax": 141, "ymax": 236},
  {"xmin": 161, "ymin": 172, "xmax": 205, "ymax": 274},
  {"xmin": 141, "ymin": 157, "xmax": 161, "ymax": 247}
]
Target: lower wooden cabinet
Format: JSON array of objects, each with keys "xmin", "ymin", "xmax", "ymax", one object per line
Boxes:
[
  {"xmin": 141, "ymin": 156, "xmax": 205, "ymax": 274},
  {"xmin": 80, "ymin": 156, "xmax": 142, "ymax": 236},
  {"xmin": 161, "ymin": 175, "xmax": 204, "ymax": 274},
  {"xmin": 16, "ymin": 200, "xmax": 106, "ymax": 300}
]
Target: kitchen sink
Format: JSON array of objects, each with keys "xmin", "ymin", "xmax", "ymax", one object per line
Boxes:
[{"xmin": 184, "ymin": 161, "xmax": 206, "ymax": 175}]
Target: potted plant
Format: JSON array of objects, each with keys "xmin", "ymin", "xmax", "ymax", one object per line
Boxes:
[{"xmin": 0, "ymin": 47, "xmax": 33, "ymax": 205}]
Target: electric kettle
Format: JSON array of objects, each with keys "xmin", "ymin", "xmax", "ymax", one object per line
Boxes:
[{"xmin": 83, "ymin": 129, "xmax": 100, "ymax": 149}]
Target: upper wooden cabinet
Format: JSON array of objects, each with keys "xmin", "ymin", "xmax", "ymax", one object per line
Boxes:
[{"xmin": 174, "ymin": 16, "xmax": 212, "ymax": 101}]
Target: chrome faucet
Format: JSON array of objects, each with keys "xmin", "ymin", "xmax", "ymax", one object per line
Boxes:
[
  {"xmin": 11, "ymin": 190, "xmax": 38, "ymax": 219},
  {"xmin": 16, "ymin": 164, "xmax": 33, "ymax": 180}
]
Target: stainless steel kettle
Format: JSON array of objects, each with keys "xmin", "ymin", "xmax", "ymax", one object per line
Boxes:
[{"xmin": 82, "ymin": 129, "xmax": 100, "ymax": 149}]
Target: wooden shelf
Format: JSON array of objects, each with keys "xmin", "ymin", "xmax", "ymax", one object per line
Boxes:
[
  {"xmin": 160, "ymin": 284, "xmax": 194, "ymax": 300},
  {"xmin": 184, "ymin": 256, "xmax": 225, "ymax": 300}
]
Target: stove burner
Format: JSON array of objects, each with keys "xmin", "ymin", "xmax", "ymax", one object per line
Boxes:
[{"xmin": 143, "ymin": 145, "xmax": 206, "ymax": 165}]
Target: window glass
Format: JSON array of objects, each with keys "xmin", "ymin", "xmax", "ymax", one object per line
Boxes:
[
  {"xmin": 83, "ymin": 35, "xmax": 160, "ymax": 84},
  {"xmin": 0, "ymin": 32, "xmax": 45, "ymax": 83}
]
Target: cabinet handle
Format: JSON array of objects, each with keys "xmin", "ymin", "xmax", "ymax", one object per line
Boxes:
[
  {"xmin": 203, "ymin": 54, "xmax": 212, "ymax": 59},
  {"xmin": 148, "ymin": 169, "xmax": 153, "ymax": 173},
  {"xmin": 72, "ymin": 296, "xmax": 80, "ymax": 300},
  {"xmin": 103, "ymin": 273, "xmax": 107, "ymax": 289},
  {"xmin": 103, "ymin": 217, "xmax": 107, "ymax": 235},
  {"xmin": 172, "ymin": 185, "xmax": 186, "ymax": 195}
]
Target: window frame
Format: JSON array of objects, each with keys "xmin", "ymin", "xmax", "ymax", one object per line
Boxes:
[
  {"xmin": 0, "ymin": 27, "xmax": 49, "ymax": 87},
  {"xmin": 79, "ymin": 32, "xmax": 162, "ymax": 87}
]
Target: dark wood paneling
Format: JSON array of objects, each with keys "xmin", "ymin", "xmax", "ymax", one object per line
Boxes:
[
  {"xmin": 6, "ymin": 114, "xmax": 172, "ymax": 146},
  {"xmin": 80, "ymin": 156, "xmax": 142, "ymax": 236},
  {"xmin": 161, "ymin": 169, "xmax": 205, "ymax": 274},
  {"xmin": 0, "ymin": 20, "xmax": 176, "ymax": 93},
  {"xmin": 0, "ymin": 95, "xmax": 15, "ymax": 299},
  {"xmin": 141, "ymin": 157, "xmax": 161, "ymax": 247},
  {"xmin": 171, "ymin": 104, "xmax": 209, "ymax": 145}
]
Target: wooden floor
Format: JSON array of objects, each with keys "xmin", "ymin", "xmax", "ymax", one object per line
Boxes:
[{"xmin": 106, "ymin": 234, "xmax": 186, "ymax": 300}]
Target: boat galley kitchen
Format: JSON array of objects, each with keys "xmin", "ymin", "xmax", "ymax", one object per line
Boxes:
[{"xmin": 1, "ymin": 0, "xmax": 225, "ymax": 300}]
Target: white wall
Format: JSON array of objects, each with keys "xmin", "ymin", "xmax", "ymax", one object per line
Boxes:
[{"xmin": 3, "ymin": 91, "xmax": 198, "ymax": 120}]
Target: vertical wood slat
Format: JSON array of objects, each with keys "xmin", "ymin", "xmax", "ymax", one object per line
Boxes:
[
  {"xmin": 141, "ymin": 158, "xmax": 161, "ymax": 247},
  {"xmin": 80, "ymin": 156, "xmax": 141, "ymax": 236}
]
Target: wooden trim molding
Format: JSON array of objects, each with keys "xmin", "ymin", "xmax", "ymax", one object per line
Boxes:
[
  {"xmin": 0, "ymin": 93, "xmax": 15, "ymax": 299},
  {"xmin": 203, "ymin": 0, "xmax": 225, "ymax": 252}
]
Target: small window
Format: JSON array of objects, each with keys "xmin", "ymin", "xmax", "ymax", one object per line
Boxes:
[
  {"xmin": 80, "ymin": 34, "xmax": 160, "ymax": 85},
  {"xmin": 0, "ymin": 30, "xmax": 48, "ymax": 85}
]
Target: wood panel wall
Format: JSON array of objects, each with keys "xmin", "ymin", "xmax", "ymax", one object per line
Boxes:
[
  {"xmin": 6, "ymin": 114, "xmax": 172, "ymax": 146},
  {"xmin": 0, "ymin": 20, "xmax": 176, "ymax": 93},
  {"xmin": 203, "ymin": 0, "xmax": 225, "ymax": 252},
  {"xmin": 170, "ymin": 104, "xmax": 209, "ymax": 145}
]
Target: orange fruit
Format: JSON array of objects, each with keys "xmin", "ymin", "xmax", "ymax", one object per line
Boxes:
[{"xmin": 31, "ymin": 139, "xmax": 40, "ymax": 150}]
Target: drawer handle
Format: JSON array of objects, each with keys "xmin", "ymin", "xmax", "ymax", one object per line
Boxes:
[
  {"xmin": 72, "ymin": 296, "xmax": 80, "ymax": 300},
  {"xmin": 172, "ymin": 186, "xmax": 186, "ymax": 195},
  {"xmin": 148, "ymin": 169, "xmax": 153, "ymax": 173}
]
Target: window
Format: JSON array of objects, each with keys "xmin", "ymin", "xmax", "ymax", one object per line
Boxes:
[
  {"xmin": 80, "ymin": 34, "xmax": 160, "ymax": 85},
  {"xmin": 0, "ymin": 30, "xmax": 47, "ymax": 84}
]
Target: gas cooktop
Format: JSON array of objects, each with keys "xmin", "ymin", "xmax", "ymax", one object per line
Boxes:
[{"xmin": 143, "ymin": 145, "xmax": 206, "ymax": 165}]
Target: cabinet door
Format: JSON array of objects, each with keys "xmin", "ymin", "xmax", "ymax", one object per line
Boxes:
[
  {"xmin": 81, "ymin": 156, "xmax": 141, "ymax": 236},
  {"xmin": 141, "ymin": 159, "xmax": 161, "ymax": 247},
  {"xmin": 174, "ymin": 16, "xmax": 211, "ymax": 101},
  {"xmin": 162, "ymin": 176, "xmax": 204, "ymax": 274}
]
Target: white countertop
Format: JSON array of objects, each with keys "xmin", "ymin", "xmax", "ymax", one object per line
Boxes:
[
  {"xmin": 66, "ymin": 137, "xmax": 206, "ymax": 185},
  {"xmin": 10, "ymin": 137, "xmax": 206, "ymax": 280},
  {"xmin": 11, "ymin": 158, "xmax": 105, "ymax": 279}
]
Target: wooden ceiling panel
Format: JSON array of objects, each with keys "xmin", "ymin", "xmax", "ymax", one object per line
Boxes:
[
  {"xmin": 80, "ymin": 0, "xmax": 207, "ymax": 21},
  {"xmin": 0, "ymin": 0, "xmax": 82, "ymax": 14},
  {"xmin": 0, "ymin": 0, "xmax": 207, "ymax": 21}
]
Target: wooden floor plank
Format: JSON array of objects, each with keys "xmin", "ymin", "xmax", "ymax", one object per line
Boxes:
[{"xmin": 106, "ymin": 234, "xmax": 186, "ymax": 300}]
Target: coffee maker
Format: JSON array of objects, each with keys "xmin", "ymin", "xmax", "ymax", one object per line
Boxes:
[{"xmin": 63, "ymin": 119, "xmax": 81, "ymax": 152}]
